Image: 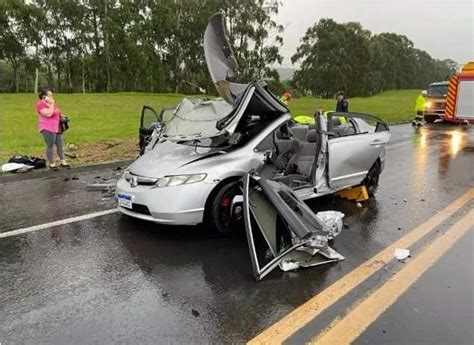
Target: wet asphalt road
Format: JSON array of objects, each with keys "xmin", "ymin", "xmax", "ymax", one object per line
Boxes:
[{"xmin": 0, "ymin": 123, "xmax": 473, "ymax": 344}]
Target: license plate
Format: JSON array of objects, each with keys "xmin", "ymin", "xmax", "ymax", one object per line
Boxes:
[{"xmin": 117, "ymin": 193, "xmax": 133, "ymax": 209}]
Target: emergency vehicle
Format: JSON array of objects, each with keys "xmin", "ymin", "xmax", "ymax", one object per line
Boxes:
[
  {"xmin": 423, "ymin": 81, "xmax": 448, "ymax": 123},
  {"xmin": 444, "ymin": 61, "xmax": 474, "ymax": 124}
]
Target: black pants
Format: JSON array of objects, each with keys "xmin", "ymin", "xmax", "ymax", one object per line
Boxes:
[{"xmin": 414, "ymin": 111, "xmax": 423, "ymax": 121}]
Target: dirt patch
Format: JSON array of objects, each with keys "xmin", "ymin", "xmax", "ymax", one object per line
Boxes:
[
  {"xmin": 2, "ymin": 139, "xmax": 139, "ymax": 167},
  {"xmin": 67, "ymin": 140, "xmax": 139, "ymax": 165}
]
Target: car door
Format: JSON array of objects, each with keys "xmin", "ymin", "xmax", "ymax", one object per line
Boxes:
[
  {"xmin": 242, "ymin": 174, "xmax": 342, "ymax": 280},
  {"xmin": 139, "ymin": 106, "xmax": 161, "ymax": 155},
  {"xmin": 326, "ymin": 112, "xmax": 390, "ymax": 189}
]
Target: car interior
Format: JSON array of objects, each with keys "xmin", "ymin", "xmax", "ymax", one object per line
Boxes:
[
  {"xmin": 255, "ymin": 121, "xmax": 321, "ymax": 189},
  {"xmin": 256, "ymin": 115, "xmax": 363, "ymax": 189}
]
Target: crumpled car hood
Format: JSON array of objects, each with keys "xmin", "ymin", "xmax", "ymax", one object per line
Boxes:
[{"xmin": 129, "ymin": 140, "xmax": 217, "ymax": 178}]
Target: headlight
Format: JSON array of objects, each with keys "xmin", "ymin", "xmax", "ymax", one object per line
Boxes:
[
  {"xmin": 155, "ymin": 174, "xmax": 207, "ymax": 188},
  {"xmin": 425, "ymin": 101, "xmax": 432, "ymax": 108}
]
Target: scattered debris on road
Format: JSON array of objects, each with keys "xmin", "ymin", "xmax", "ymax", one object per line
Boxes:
[
  {"xmin": 394, "ymin": 248, "xmax": 410, "ymax": 261},
  {"xmin": 86, "ymin": 179, "xmax": 117, "ymax": 191}
]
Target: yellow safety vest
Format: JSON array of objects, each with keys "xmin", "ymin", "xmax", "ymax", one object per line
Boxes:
[
  {"xmin": 280, "ymin": 96, "xmax": 289, "ymax": 105},
  {"xmin": 293, "ymin": 113, "xmax": 348, "ymax": 125},
  {"xmin": 324, "ymin": 112, "xmax": 348, "ymax": 124},
  {"xmin": 293, "ymin": 115, "xmax": 315, "ymax": 124},
  {"xmin": 415, "ymin": 95, "xmax": 426, "ymax": 112}
]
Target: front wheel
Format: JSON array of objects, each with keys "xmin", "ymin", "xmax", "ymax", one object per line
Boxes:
[
  {"xmin": 363, "ymin": 160, "xmax": 381, "ymax": 197},
  {"xmin": 208, "ymin": 181, "xmax": 243, "ymax": 236},
  {"xmin": 424, "ymin": 115, "xmax": 437, "ymax": 123}
]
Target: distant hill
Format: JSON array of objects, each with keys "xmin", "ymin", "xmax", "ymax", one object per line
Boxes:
[{"xmin": 276, "ymin": 67, "xmax": 296, "ymax": 81}]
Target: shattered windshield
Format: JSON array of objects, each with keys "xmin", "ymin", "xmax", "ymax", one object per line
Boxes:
[
  {"xmin": 177, "ymin": 135, "xmax": 229, "ymax": 148},
  {"xmin": 161, "ymin": 98, "xmax": 233, "ymax": 138}
]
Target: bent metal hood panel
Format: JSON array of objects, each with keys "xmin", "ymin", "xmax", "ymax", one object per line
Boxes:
[
  {"xmin": 204, "ymin": 12, "xmax": 248, "ymax": 103},
  {"xmin": 129, "ymin": 141, "xmax": 216, "ymax": 178}
]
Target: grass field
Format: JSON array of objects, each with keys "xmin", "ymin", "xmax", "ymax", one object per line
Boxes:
[{"xmin": 0, "ymin": 89, "xmax": 419, "ymax": 165}]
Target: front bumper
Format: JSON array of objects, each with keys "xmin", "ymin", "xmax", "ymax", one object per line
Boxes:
[
  {"xmin": 424, "ymin": 110, "xmax": 444, "ymax": 118},
  {"xmin": 116, "ymin": 177, "xmax": 216, "ymax": 225}
]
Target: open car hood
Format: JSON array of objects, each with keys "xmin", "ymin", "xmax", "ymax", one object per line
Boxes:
[
  {"xmin": 204, "ymin": 12, "xmax": 248, "ymax": 103},
  {"xmin": 242, "ymin": 174, "xmax": 345, "ymax": 280}
]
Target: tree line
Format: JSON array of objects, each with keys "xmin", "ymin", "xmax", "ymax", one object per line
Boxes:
[
  {"xmin": 0, "ymin": 0, "xmax": 283, "ymax": 94},
  {"xmin": 290, "ymin": 19, "xmax": 458, "ymax": 97},
  {"xmin": 0, "ymin": 0, "xmax": 457, "ymax": 97}
]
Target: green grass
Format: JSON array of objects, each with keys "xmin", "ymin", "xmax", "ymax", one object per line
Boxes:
[
  {"xmin": 0, "ymin": 90, "xmax": 419, "ymax": 164},
  {"xmin": 0, "ymin": 92, "xmax": 183, "ymax": 162},
  {"xmin": 289, "ymin": 89, "xmax": 419, "ymax": 123}
]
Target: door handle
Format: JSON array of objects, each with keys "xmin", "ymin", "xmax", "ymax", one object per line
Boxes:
[{"xmin": 370, "ymin": 139, "xmax": 386, "ymax": 146}]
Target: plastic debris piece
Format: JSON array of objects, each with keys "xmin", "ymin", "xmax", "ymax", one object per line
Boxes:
[
  {"xmin": 2, "ymin": 163, "xmax": 27, "ymax": 172},
  {"xmin": 280, "ymin": 260, "xmax": 300, "ymax": 272},
  {"xmin": 65, "ymin": 152, "xmax": 78, "ymax": 158},
  {"xmin": 67, "ymin": 143, "xmax": 79, "ymax": 150},
  {"xmin": 86, "ymin": 179, "xmax": 117, "ymax": 191},
  {"xmin": 15, "ymin": 165, "xmax": 35, "ymax": 173},
  {"xmin": 316, "ymin": 211, "xmax": 345, "ymax": 240},
  {"xmin": 356, "ymin": 202, "xmax": 362, "ymax": 208},
  {"xmin": 394, "ymin": 248, "xmax": 410, "ymax": 260}
]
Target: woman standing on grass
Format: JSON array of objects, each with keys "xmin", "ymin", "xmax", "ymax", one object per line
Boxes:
[{"xmin": 35, "ymin": 87, "xmax": 69, "ymax": 169}]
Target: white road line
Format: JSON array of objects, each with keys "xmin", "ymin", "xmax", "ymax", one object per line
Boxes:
[{"xmin": 0, "ymin": 208, "xmax": 118, "ymax": 239}]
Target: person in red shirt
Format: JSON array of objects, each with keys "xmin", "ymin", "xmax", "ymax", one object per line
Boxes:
[{"xmin": 35, "ymin": 87, "xmax": 69, "ymax": 169}]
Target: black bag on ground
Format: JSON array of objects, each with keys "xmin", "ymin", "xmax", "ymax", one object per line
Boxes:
[{"xmin": 8, "ymin": 155, "xmax": 46, "ymax": 169}]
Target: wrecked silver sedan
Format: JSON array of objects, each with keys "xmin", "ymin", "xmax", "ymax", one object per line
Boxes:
[{"xmin": 116, "ymin": 13, "xmax": 391, "ymax": 239}]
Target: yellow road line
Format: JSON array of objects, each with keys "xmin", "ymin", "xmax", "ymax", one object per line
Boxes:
[
  {"xmin": 312, "ymin": 208, "xmax": 474, "ymax": 345},
  {"xmin": 248, "ymin": 188, "xmax": 474, "ymax": 345}
]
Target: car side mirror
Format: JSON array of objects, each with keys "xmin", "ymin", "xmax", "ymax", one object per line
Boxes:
[{"xmin": 264, "ymin": 150, "xmax": 272, "ymax": 162}]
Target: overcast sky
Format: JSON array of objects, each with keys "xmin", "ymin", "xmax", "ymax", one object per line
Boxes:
[{"xmin": 276, "ymin": 0, "xmax": 473, "ymax": 67}]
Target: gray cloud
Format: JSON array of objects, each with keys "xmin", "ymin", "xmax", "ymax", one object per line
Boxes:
[{"xmin": 276, "ymin": 0, "xmax": 473, "ymax": 67}]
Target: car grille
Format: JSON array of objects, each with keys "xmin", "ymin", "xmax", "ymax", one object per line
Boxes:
[
  {"xmin": 121, "ymin": 203, "xmax": 151, "ymax": 216},
  {"xmin": 124, "ymin": 171, "xmax": 158, "ymax": 186}
]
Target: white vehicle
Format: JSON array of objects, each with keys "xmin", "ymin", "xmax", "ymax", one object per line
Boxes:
[{"xmin": 116, "ymin": 13, "xmax": 391, "ymax": 235}]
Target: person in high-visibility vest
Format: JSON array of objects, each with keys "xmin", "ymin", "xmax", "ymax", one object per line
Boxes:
[
  {"xmin": 413, "ymin": 90, "xmax": 427, "ymax": 127},
  {"xmin": 293, "ymin": 107, "xmax": 349, "ymax": 125},
  {"xmin": 280, "ymin": 91, "xmax": 292, "ymax": 106}
]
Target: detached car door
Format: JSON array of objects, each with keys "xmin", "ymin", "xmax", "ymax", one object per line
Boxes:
[
  {"xmin": 242, "ymin": 174, "xmax": 340, "ymax": 280},
  {"xmin": 327, "ymin": 112, "xmax": 390, "ymax": 189}
]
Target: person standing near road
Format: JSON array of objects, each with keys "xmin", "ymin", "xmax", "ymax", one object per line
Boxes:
[
  {"xmin": 280, "ymin": 91, "xmax": 292, "ymax": 106},
  {"xmin": 413, "ymin": 90, "xmax": 427, "ymax": 127},
  {"xmin": 335, "ymin": 91, "xmax": 349, "ymax": 112},
  {"xmin": 35, "ymin": 87, "xmax": 69, "ymax": 170}
]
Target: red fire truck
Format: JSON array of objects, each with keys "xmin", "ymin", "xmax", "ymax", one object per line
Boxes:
[{"xmin": 444, "ymin": 61, "xmax": 474, "ymax": 124}]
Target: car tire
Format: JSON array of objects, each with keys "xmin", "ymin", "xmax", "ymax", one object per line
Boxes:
[
  {"xmin": 424, "ymin": 115, "xmax": 437, "ymax": 123},
  {"xmin": 208, "ymin": 180, "xmax": 242, "ymax": 236},
  {"xmin": 363, "ymin": 160, "xmax": 381, "ymax": 197}
]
